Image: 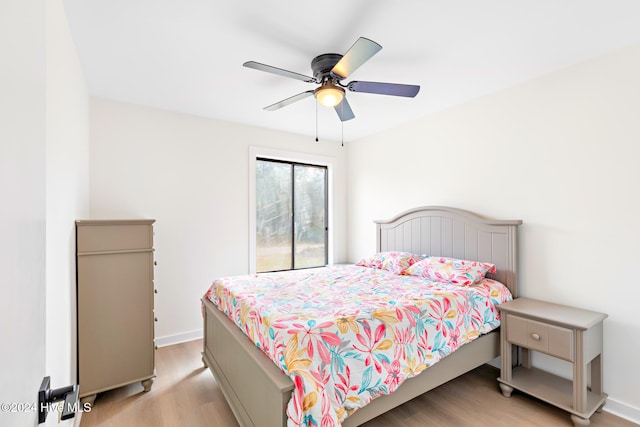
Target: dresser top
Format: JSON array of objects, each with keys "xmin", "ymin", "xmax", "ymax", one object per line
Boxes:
[
  {"xmin": 76, "ymin": 219, "xmax": 155, "ymax": 226},
  {"xmin": 498, "ymin": 298, "xmax": 607, "ymax": 330}
]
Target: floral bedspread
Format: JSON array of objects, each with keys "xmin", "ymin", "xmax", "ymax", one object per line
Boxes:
[{"xmin": 205, "ymin": 265, "xmax": 512, "ymax": 426}]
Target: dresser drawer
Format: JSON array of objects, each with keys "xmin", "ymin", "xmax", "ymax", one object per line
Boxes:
[
  {"xmin": 77, "ymin": 222, "xmax": 153, "ymax": 253},
  {"xmin": 505, "ymin": 314, "xmax": 574, "ymax": 361}
]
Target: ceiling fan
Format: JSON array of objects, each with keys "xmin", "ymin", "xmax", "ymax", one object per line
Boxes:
[{"xmin": 243, "ymin": 37, "xmax": 420, "ymax": 122}]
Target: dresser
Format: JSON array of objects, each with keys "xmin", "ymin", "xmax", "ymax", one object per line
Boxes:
[
  {"xmin": 497, "ymin": 298, "xmax": 607, "ymax": 427},
  {"xmin": 76, "ymin": 219, "xmax": 156, "ymax": 405}
]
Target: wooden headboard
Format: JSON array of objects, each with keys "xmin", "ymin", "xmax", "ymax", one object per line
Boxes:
[{"xmin": 375, "ymin": 206, "xmax": 522, "ymax": 298}]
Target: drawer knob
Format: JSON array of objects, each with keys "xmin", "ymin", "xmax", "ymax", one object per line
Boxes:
[
  {"xmin": 155, "ymin": 317, "xmax": 158, "ymax": 322},
  {"xmin": 531, "ymin": 333, "xmax": 541, "ymax": 341},
  {"xmin": 154, "ymin": 289, "xmax": 158, "ymax": 294}
]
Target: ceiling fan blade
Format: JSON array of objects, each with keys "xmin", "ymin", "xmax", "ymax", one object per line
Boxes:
[
  {"xmin": 244, "ymin": 61, "xmax": 316, "ymax": 83},
  {"xmin": 347, "ymin": 81, "xmax": 420, "ymax": 98},
  {"xmin": 264, "ymin": 90, "xmax": 314, "ymax": 111},
  {"xmin": 331, "ymin": 37, "xmax": 382, "ymax": 80},
  {"xmin": 334, "ymin": 97, "xmax": 355, "ymax": 122}
]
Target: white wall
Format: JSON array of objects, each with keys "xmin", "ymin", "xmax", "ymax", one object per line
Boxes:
[
  {"xmin": 0, "ymin": 1, "xmax": 47, "ymax": 426},
  {"xmin": 89, "ymin": 98, "xmax": 348, "ymax": 344},
  {"xmin": 0, "ymin": 2, "xmax": 88, "ymax": 425},
  {"xmin": 45, "ymin": 0, "xmax": 90, "ymax": 418},
  {"xmin": 347, "ymin": 44, "xmax": 640, "ymax": 421}
]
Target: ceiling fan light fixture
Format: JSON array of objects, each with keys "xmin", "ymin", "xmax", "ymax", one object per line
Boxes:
[{"xmin": 314, "ymin": 85, "xmax": 345, "ymax": 107}]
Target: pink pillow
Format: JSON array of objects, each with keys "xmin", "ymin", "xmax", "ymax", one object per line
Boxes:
[
  {"xmin": 403, "ymin": 256, "xmax": 496, "ymax": 286},
  {"xmin": 355, "ymin": 251, "xmax": 423, "ymax": 275}
]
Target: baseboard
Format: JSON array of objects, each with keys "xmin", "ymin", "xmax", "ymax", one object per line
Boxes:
[
  {"xmin": 155, "ymin": 329, "xmax": 203, "ymax": 347},
  {"xmin": 603, "ymin": 397, "xmax": 640, "ymax": 425}
]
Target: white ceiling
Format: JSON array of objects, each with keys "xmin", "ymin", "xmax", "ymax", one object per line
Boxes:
[{"xmin": 63, "ymin": 0, "xmax": 640, "ymax": 143}]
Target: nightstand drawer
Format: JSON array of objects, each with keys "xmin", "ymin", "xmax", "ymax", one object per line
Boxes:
[{"xmin": 506, "ymin": 314, "xmax": 574, "ymax": 361}]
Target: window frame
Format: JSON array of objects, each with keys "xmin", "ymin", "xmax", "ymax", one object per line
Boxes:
[
  {"xmin": 256, "ymin": 157, "xmax": 328, "ymax": 272},
  {"xmin": 249, "ymin": 146, "xmax": 335, "ymax": 274}
]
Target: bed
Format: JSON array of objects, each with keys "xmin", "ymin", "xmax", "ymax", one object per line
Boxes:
[{"xmin": 202, "ymin": 206, "xmax": 522, "ymax": 427}]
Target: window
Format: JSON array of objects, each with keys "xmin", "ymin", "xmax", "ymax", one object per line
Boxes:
[{"xmin": 255, "ymin": 158, "xmax": 328, "ymax": 272}]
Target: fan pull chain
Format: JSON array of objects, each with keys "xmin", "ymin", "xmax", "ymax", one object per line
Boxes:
[
  {"xmin": 315, "ymin": 99, "xmax": 319, "ymax": 142},
  {"xmin": 341, "ymin": 100, "xmax": 344, "ymax": 146}
]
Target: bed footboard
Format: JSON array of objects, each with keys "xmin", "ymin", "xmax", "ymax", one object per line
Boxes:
[{"xmin": 202, "ymin": 297, "xmax": 293, "ymax": 427}]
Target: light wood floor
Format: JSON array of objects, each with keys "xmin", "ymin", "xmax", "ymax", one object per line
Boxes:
[{"xmin": 80, "ymin": 339, "xmax": 637, "ymax": 427}]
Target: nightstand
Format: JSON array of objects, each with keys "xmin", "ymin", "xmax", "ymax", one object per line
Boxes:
[{"xmin": 497, "ymin": 298, "xmax": 608, "ymax": 427}]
